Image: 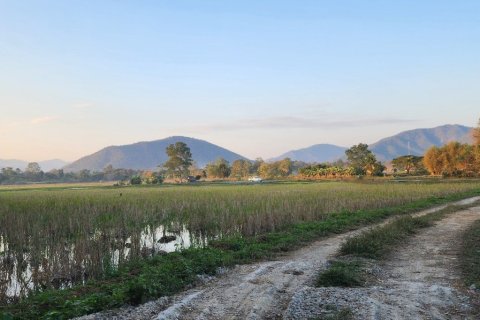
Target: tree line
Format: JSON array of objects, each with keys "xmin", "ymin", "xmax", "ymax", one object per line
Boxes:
[
  {"xmin": 398, "ymin": 119, "xmax": 480, "ymax": 177},
  {"xmin": 0, "ymin": 163, "xmax": 155, "ymax": 185},
  {"xmin": 160, "ymin": 141, "xmax": 387, "ymax": 183},
  {"xmin": 0, "ymin": 142, "xmax": 387, "ymax": 185},
  {"xmin": 2, "ymin": 119, "xmax": 479, "ymax": 184},
  {"xmin": 160, "ymin": 142, "xmax": 300, "ymax": 182},
  {"xmin": 422, "ymin": 128, "xmax": 480, "ymax": 177}
]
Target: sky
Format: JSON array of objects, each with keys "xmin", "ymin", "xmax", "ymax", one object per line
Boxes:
[{"xmin": 1, "ymin": 1, "xmax": 479, "ymax": 162}]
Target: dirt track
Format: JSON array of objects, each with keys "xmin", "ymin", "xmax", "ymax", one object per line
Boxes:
[
  {"xmin": 286, "ymin": 202, "xmax": 480, "ymax": 319},
  {"xmin": 78, "ymin": 197, "xmax": 480, "ymax": 320}
]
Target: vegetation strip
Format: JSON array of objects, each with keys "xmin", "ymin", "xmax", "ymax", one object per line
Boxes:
[
  {"xmin": 316, "ymin": 260, "xmax": 365, "ymax": 287},
  {"xmin": 460, "ymin": 219, "xmax": 480, "ymax": 289},
  {"xmin": 1, "ymin": 191, "xmax": 480, "ymax": 319},
  {"xmin": 317, "ymin": 200, "xmax": 480, "ymax": 288}
]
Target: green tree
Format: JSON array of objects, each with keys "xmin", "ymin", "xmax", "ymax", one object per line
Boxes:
[
  {"xmin": 391, "ymin": 155, "xmax": 425, "ymax": 175},
  {"xmin": 345, "ymin": 143, "xmax": 383, "ymax": 176},
  {"xmin": 25, "ymin": 162, "xmax": 43, "ymax": 180},
  {"xmin": 206, "ymin": 158, "xmax": 231, "ymax": 178},
  {"xmin": 163, "ymin": 142, "xmax": 193, "ymax": 182},
  {"xmin": 130, "ymin": 176, "xmax": 142, "ymax": 185}
]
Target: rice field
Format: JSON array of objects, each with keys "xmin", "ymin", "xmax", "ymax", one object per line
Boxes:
[{"xmin": 1, "ymin": 180, "xmax": 480, "ymax": 303}]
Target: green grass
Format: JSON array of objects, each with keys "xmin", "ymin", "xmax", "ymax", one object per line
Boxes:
[
  {"xmin": 1, "ymin": 181, "xmax": 480, "ymax": 318},
  {"xmin": 316, "ymin": 201, "xmax": 480, "ymax": 290},
  {"xmin": 316, "ymin": 260, "xmax": 365, "ymax": 287},
  {"xmin": 339, "ymin": 203, "xmax": 473, "ymax": 259},
  {"xmin": 339, "ymin": 215, "xmax": 431, "ymax": 258},
  {"xmin": 460, "ymin": 219, "xmax": 480, "ymax": 289}
]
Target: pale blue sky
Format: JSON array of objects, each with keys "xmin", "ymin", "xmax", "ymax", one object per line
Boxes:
[{"xmin": 1, "ymin": 1, "xmax": 479, "ymax": 161}]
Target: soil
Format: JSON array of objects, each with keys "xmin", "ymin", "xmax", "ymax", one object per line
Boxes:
[{"xmin": 77, "ymin": 197, "xmax": 480, "ymax": 320}]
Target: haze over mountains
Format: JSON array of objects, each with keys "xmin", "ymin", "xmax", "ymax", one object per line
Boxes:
[
  {"xmin": 370, "ymin": 124, "xmax": 473, "ymax": 161},
  {"xmin": 63, "ymin": 136, "xmax": 248, "ymax": 172},
  {"xmin": 270, "ymin": 124, "xmax": 473, "ymax": 163},
  {"xmin": 0, "ymin": 159, "xmax": 69, "ymax": 172},
  {"xmin": 272, "ymin": 124, "xmax": 472, "ymax": 163},
  {"xmin": 269, "ymin": 144, "xmax": 347, "ymax": 163},
  {"xmin": 1, "ymin": 124, "xmax": 474, "ymax": 172}
]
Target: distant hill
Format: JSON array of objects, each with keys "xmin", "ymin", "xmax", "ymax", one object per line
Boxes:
[
  {"xmin": 269, "ymin": 124, "xmax": 473, "ymax": 163},
  {"xmin": 268, "ymin": 144, "xmax": 347, "ymax": 163},
  {"xmin": 0, "ymin": 159, "xmax": 28, "ymax": 170},
  {"xmin": 63, "ymin": 136, "xmax": 249, "ymax": 172},
  {"xmin": 0, "ymin": 159, "xmax": 69, "ymax": 171},
  {"xmin": 370, "ymin": 124, "xmax": 473, "ymax": 161}
]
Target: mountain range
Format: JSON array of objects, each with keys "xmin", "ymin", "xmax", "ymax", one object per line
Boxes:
[
  {"xmin": 270, "ymin": 124, "xmax": 473, "ymax": 163},
  {"xmin": 1, "ymin": 124, "xmax": 474, "ymax": 172},
  {"xmin": 0, "ymin": 159, "xmax": 69, "ymax": 172},
  {"xmin": 370, "ymin": 124, "xmax": 472, "ymax": 161},
  {"xmin": 63, "ymin": 136, "xmax": 248, "ymax": 172}
]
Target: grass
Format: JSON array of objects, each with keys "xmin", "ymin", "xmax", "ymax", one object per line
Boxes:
[
  {"xmin": 460, "ymin": 219, "xmax": 480, "ymax": 289},
  {"xmin": 1, "ymin": 181, "xmax": 480, "ymax": 318},
  {"xmin": 316, "ymin": 260, "xmax": 364, "ymax": 287},
  {"xmin": 339, "ymin": 203, "xmax": 473, "ymax": 259},
  {"xmin": 339, "ymin": 215, "xmax": 431, "ymax": 258},
  {"xmin": 316, "ymin": 200, "xmax": 480, "ymax": 290}
]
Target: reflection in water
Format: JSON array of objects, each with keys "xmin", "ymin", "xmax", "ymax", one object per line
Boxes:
[{"xmin": 0, "ymin": 225, "xmax": 209, "ymax": 303}]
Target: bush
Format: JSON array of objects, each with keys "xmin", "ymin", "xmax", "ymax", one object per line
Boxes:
[{"xmin": 130, "ymin": 176, "xmax": 142, "ymax": 185}]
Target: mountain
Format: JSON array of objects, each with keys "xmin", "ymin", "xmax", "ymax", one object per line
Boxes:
[
  {"xmin": 371, "ymin": 124, "xmax": 473, "ymax": 161},
  {"xmin": 269, "ymin": 144, "xmax": 347, "ymax": 163},
  {"xmin": 63, "ymin": 136, "xmax": 249, "ymax": 172},
  {"xmin": 39, "ymin": 159, "xmax": 70, "ymax": 172},
  {"xmin": 269, "ymin": 124, "xmax": 473, "ymax": 163},
  {"xmin": 0, "ymin": 159, "xmax": 69, "ymax": 171},
  {"xmin": 0, "ymin": 159, "xmax": 27, "ymax": 170}
]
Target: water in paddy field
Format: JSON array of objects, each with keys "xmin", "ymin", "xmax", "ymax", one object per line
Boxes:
[{"xmin": 0, "ymin": 225, "xmax": 208, "ymax": 303}]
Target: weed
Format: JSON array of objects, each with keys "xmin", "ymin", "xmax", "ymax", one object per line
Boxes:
[
  {"xmin": 1, "ymin": 182, "xmax": 480, "ymax": 318},
  {"xmin": 460, "ymin": 219, "xmax": 480, "ymax": 288},
  {"xmin": 316, "ymin": 260, "xmax": 365, "ymax": 287},
  {"xmin": 340, "ymin": 216, "xmax": 431, "ymax": 258}
]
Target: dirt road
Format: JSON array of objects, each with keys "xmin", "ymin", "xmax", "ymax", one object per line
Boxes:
[
  {"xmin": 78, "ymin": 197, "xmax": 480, "ymax": 320},
  {"xmin": 285, "ymin": 203, "xmax": 480, "ymax": 319}
]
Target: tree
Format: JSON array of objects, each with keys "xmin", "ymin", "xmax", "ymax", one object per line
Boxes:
[
  {"xmin": 231, "ymin": 159, "xmax": 251, "ymax": 180},
  {"xmin": 258, "ymin": 162, "xmax": 274, "ymax": 179},
  {"xmin": 188, "ymin": 162, "xmax": 206, "ymax": 180},
  {"xmin": 250, "ymin": 158, "xmax": 264, "ymax": 175},
  {"xmin": 206, "ymin": 158, "xmax": 231, "ymax": 179},
  {"xmin": 345, "ymin": 143, "xmax": 383, "ymax": 176},
  {"xmin": 277, "ymin": 158, "xmax": 292, "ymax": 177},
  {"xmin": 473, "ymin": 118, "xmax": 480, "ymax": 146},
  {"xmin": 141, "ymin": 171, "xmax": 162, "ymax": 184},
  {"xmin": 423, "ymin": 146, "xmax": 444, "ymax": 175},
  {"xmin": 473, "ymin": 118, "xmax": 480, "ymax": 170},
  {"xmin": 130, "ymin": 176, "xmax": 142, "ymax": 185},
  {"xmin": 163, "ymin": 142, "xmax": 193, "ymax": 182},
  {"xmin": 423, "ymin": 142, "xmax": 476, "ymax": 177},
  {"xmin": 25, "ymin": 162, "xmax": 43, "ymax": 180},
  {"xmin": 1, "ymin": 167, "xmax": 18, "ymax": 180},
  {"xmin": 391, "ymin": 155, "xmax": 425, "ymax": 175}
]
